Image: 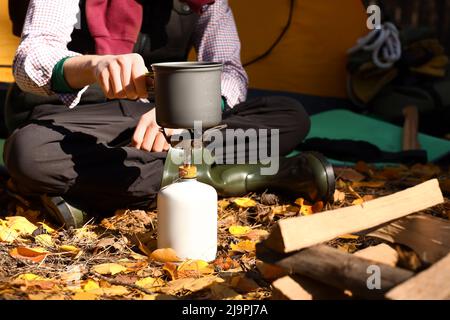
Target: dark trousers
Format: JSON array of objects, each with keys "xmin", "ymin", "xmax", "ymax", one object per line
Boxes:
[{"xmin": 4, "ymin": 96, "xmax": 310, "ymax": 214}]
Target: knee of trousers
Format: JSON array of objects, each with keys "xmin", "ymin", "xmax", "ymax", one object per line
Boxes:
[
  {"xmin": 4, "ymin": 123, "xmax": 70, "ymax": 194},
  {"xmin": 268, "ymin": 96, "xmax": 311, "ymax": 140}
]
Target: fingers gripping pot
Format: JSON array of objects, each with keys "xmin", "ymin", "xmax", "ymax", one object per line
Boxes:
[{"xmin": 150, "ymin": 62, "xmax": 223, "ymax": 129}]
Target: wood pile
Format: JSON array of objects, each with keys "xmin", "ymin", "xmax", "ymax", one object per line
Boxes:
[{"xmin": 256, "ymin": 179, "xmax": 450, "ymax": 300}]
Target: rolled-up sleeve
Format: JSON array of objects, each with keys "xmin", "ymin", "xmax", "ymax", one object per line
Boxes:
[
  {"xmin": 193, "ymin": 0, "xmax": 248, "ymax": 107},
  {"xmin": 13, "ymin": 0, "xmax": 87, "ymax": 108}
]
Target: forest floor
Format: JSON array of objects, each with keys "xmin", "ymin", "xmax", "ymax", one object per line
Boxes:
[{"xmin": 0, "ymin": 161, "xmax": 449, "ymax": 300}]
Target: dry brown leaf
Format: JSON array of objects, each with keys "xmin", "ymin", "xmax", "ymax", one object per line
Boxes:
[
  {"xmin": 163, "ymin": 262, "xmax": 178, "ymax": 280},
  {"xmin": 333, "ymin": 190, "xmax": 346, "ymax": 203},
  {"xmin": 230, "ymin": 276, "xmax": 261, "ymax": 293},
  {"xmin": 163, "ymin": 275, "xmax": 224, "ymax": 294},
  {"xmin": 141, "ymin": 294, "xmax": 177, "ymax": 300},
  {"xmin": 410, "ymin": 163, "xmax": 441, "ymax": 179},
  {"xmin": 9, "ymin": 247, "xmax": 50, "ymax": 263},
  {"xmin": 338, "ymin": 234, "xmax": 360, "ymax": 240},
  {"xmin": 218, "ymin": 199, "xmax": 231, "ymax": 210},
  {"xmin": 209, "ymin": 283, "xmax": 242, "ymax": 300},
  {"xmin": 355, "ymin": 161, "xmax": 374, "ymax": 176},
  {"xmin": 150, "ymin": 248, "xmax": 181, "ymax": 263},
  {"xmin": 213, "ymin": 256, "xmax": 240, "ymax": 271},
  {"xmin": 135, "ymin": 277, "xmax": 165, "ymax": 289},
  {"xmin": 272, "ymin": 205, "xmax": 299, "ymax": 215},
  {"xmin": 351, "ymin": 181, "xmax": 386, "ymax": 188},
  {"xmin": 89, "ymin": 285, "xmax": 130, "ymax": 296},
  {"xmin": 241, "ymin": 229, "xmax": 269, "ymax": 241},
  {"xmin": 334, "ymin": 167, "xmax": 365, "ymax": 182},
  {"xmin": 28, "ymin": 293, "xmax": 65, "ymax": 300},
  {"xmin": 177, "ymin": 260, "xmax": 214, "ymax": 278}
]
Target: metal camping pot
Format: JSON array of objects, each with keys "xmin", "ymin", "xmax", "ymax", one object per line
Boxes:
[{"xmin": 150, "ymin": 62, "xmax": 223, "ymax": 129}]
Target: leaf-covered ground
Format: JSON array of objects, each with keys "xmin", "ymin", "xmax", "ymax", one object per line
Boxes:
[{"xmin": 0, "ymin": 162, "xmax": 449, "ymax": 300}]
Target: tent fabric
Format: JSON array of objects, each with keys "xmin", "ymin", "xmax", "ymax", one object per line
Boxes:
[
  {"xmin": 229, "ymin": 0, "xmax": 369, "ymax": 99},
  {"xmin": 0, "ymin": 0, "xmax": 19, "ymax": 83}
]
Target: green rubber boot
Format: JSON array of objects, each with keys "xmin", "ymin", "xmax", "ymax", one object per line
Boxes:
[{"xmin": 161, "ymin": 148, "xmax": 335, "ymax": 203}]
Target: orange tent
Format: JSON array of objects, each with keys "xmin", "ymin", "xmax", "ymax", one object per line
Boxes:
[{"xmin": 229, "ymin": 0, "xmax": 368, "ymax": 98}]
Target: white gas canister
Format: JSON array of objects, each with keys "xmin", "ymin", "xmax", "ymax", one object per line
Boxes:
[{"xmin": 157, "ymin": 166, "xmax": 218, "ymax": 262}]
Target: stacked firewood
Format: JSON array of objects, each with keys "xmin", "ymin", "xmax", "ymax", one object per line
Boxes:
[{"xmin": 256, "ymin": 179, "xmax": 450, "ymax": 300}]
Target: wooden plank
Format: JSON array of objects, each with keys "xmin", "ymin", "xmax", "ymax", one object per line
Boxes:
[
  {"xmin": 386, "ymin": 253, "xmax": 450, "ymax": 300},
  {"xmin": 271, "ymin": 275, "xmax": 348, "ymax": 300},
  {"xmin": 263, "ymin": 179, "xmax": 444, "ymax": 254},
  {"xmin": 367, "ymin": 214, "xmax": 450, "ymax": 264},
  {"xmin": 257, "ymin": 244, "xmax": 414, "ymax": 299},
  {"xmin": 354, "ymin": 244, "xmax": 399, "ymax": 267}
]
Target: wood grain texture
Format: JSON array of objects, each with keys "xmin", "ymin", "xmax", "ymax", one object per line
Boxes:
[
  {"xmin": 386, "ymin": 253, "xmax": 450, "ymax": 300},
  {"xmin": 263, "ymin": 179, "xmax": 444, "ymax": 253}
]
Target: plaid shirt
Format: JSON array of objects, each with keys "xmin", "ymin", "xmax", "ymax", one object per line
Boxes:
[{"xmin": 13, "ymin": 0, "xmax": 248, "ymax": 108}]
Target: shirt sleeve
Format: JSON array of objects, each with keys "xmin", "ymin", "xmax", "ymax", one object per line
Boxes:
[
  {"xmin": 192, "ymin": 0, "xmax": 249, "ymax": 107},
  {"xmin": 13, "ymin": 0, "xmax": 88, "ymax": 108}
]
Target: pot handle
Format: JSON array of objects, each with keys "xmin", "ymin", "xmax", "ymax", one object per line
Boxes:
[{"xmin": 145, "ymin": 71, "xmax": 155, "ymax": 98}]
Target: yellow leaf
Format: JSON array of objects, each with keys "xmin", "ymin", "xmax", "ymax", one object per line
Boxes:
[
  {"xmin": 150, "ymin": 248, "xmax": 181, "ymax": 263},
  {"xmin": 141, "ymin": 294, "xmax": 177, "ymax": 300},
  {"xmin": 177, "ymin": 260, "xmax": 214, "ymax": 276},
  {"xmin": 241, "ymin": 229, "xmax": 269, "ymax": 241},
  {"xmin": 210, "ymin": 283, "xmax": 242, "ymax": 300},
  {"xmin": 338, "ymin": 234, "xmax": 360, "ymax": 240},
  {"xmin": 163, "ymin": 276, "xmax": 224, "ymax": 294},
  {"xmin": 16, "ymin": 273, "xmax": 45, "ymax": 281},
  {"xmin": 92, "ymin": 263, "xmax": 127, "ymax": 275},
  {"xmin": 6, "ymin": 216, "xmax": 37, "ymax": 235},
  {"xmin": 135, "ymin": 277, "xmax": 165, "ymax": 289},
  {"xmin": 352, "ymin": 198, "xmax": 365, "ymax": 205},
  {"xmin": 72, "ymin": 292, "xmax": 98, "ymax": 300},
  {"xmin": 29, "ymin": 293, "xmax": 66, "ymax": 300},
  {"xmin": 0, "ymin": 226, "xmax": 18, "ymax": 243},
  {"xmin": 89, "ymin": 285, "xmax": 129, "ymax": 296},
  {"xmin": 59, "ymin": 245, "xmax": 80, "ymax": 254},
  {"xmin": 230, "ymin": 240, "xmax": 256, "ymax": 253},
  {"xmin": 229, "ymin": 225, "xmax": 252, "ymax": 236},
  {"xmin": 83, "ymin": 279, "xmax": 100, "ymax": 291},
  {"xmin": 35, "ymin": 234, "xmax": 54, "ymax": 248},
  {"xmin": 38, "ymin": 222, "xmax": 56, "ymax": 234},
  {"xmin": 272, "ymin": 205, "xmax": 299, "ymax": 215},
  {"xmin": 233, "ymin": 198, "xmax": 257, "ymax": 208},
  {"xmin": 218, "ymin": 199, "xmax": 230, "ymax": 210}
]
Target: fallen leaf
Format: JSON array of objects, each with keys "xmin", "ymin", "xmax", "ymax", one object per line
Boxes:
[
  {"xmin": 163, "ymin": 262, "xmax": 178, "ymax": 280},
  {"xmin": 150, "ymin": 248, "xmax": 181, "ymax": 263},
  {"xmin": 355, "ymin": 161, "xmax": 374, "ymax": 176},
  {"xmin": 59, "ymin": 244, "xmax": 80, "ymax": 254},
  {"xmin": 351, "ymin": 181, "xmax": 386, "ymax": 188},
  {"xmin": 210, "ymin": 283, "xmax": 242, "ymax": 300},
  {"xmin": 72, "ymin": 292, "xmax": 98, "ymax": 300},
  {"xmin": 229, "ymin": 225, "xmax": 252, "ymax": 236},
  {"xmin": 89, "ymin": 285, "xmax": 129, "ymax": 296},
  {"xmin": 130, "ymin": 252, "xmax": 148, "ymax": 260},
  {"xmin": 213, "ymin": 256, "xmax": 240, "ymax": 271},
  {"xmin": 375, "ymin": 166, "xmax": 408, "ymax": 180},
  {"xmin": 230, "ymin": 276, "xmax": 260, "ymax": 293},
  {"xmin": 233, "ymin": 198, "xmax": 257, "ymax": 208},
  {"xmin": 241, "ymin": 229, "xmax": 269, "ymax": 241},
  {"xmin": 141, "ymin": 294, "xmax": 177, "ymax": 300},
  {"xmin": 338, "ymin": 234, "xmax": 360, "ymax": 240},
  {"xmin": 92, "ymin": 263, "xmax": 127, "ymax": 276},
  {"xmin": 135, "ymin": 277, "xmax": 165, "ymax": 289},
  {"xmin": 312, "ymin": 201, "xmax": 324, "ymax": 213},
  {"xmin": 163, "ymin": 275, "xmax": 224, "ymax": 294},
  {"xmin": 271, "ymin": 205, "xmax": 299, "ymax": 215},
  {"xmin": 6, "ymin": 216, "xmax": 37, "ymax": 235},
  {"xmin": 218, "ymin": 200, "xmax": 230, "ymax": 210},
  {"xmin": 256, "ymin": 261, "xmax": 288, "ymax": 281},
  {"xmin": 177, "ymin": 260, "xmax": 214, "ymax": 278},
  {"xmin": 230, "ymin": 240, "xmax": 256, "ymax": 253},
  {"xmin": 410, "ymin": 163, "xmax": 441, "ymax": 179},
  {"xmin": 295, "ymin": 198, "xmax": 314, "ymax": 216},
  {"xmin": 9, "ymin": 247, "xmax": 50, "ymax": 263},
  {"xmin": 0, "ymin": 226, "xmax": 18, "ymax": 243},
  {"xmin": 83, "ymin": 279, "xmax": 100, "ymax": 291},
  {"xmin": 333, "ymin": 190, "xmax": 346, "ymax": 203},
  {"xmin": 16, "ymin": 273, "xmax": 45, "ymax": 281},
  {"xmin": 352, "ymin": 198, "xmax": 365, "ymax": 205},
  {"xmin": 29, "ymin": 293, "xmax": 65, "ymax": 300},
  {"xmin": 35, "ymin": 234, "xmax": 54, "ymax": 248},
  {"xmin": 37, "ymin": 222, "xmax": 56, "ymax": 234},
  {"xmin": 334, "ymin": 167, "xmax": 365, "ymax": 182}
]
